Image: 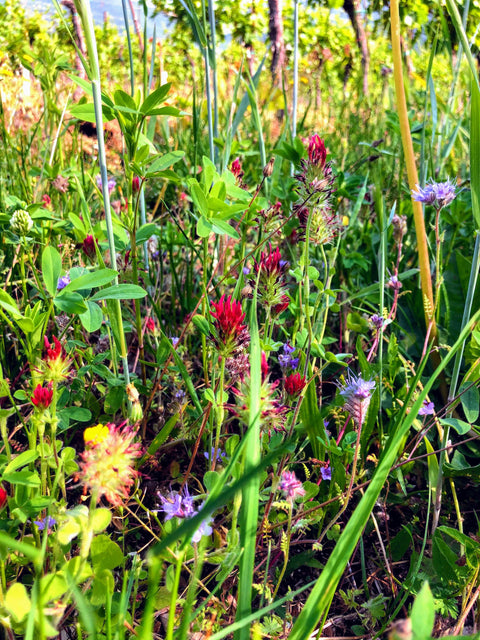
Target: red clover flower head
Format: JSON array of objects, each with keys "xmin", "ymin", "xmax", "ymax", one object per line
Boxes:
[
  {"xmin": 411, "ymin": 178, "xmax": 457, "ymax": 210},
  {"xmin": 31, "ymin": 383, "xmax": 53, "ymax": 410},
  {"xmin": 284, "ymin": 373, "xmax": 307, "ymax": 398},
  {"xmin": 40, "ymin": 336, "xmax": 71, "ymax": 383},
  {"xmin": 338, "ymin": 372, "xmax": 376, "ymax": 428},
  {"xmin": 280, "ymin": 470, "xmax": 306, "ymax": 502},
  {"xmin": 308, "ymin": 134, "xmax": 327, "ymax": 169},
  {"xmin": 210, "ymin": 295, "xmax": 249, "ymax": 356},
  {"xmin": 252, "ymin": 245, "xmax": 290, "ymax": 313},
  {"xmin": 82, "ymin": 234, "xmax": 97, "ymax": 260}
]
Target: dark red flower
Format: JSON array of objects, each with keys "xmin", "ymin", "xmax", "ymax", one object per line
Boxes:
[
  {"xmin": 82, "ymin": 235, "xmax": 97, "ymax": 260},
  {"xmin": 211, "ymin": 295, "xmax": 246, "ymax": 339},
  {"xmin": 44, "ymin": 336, "xmax": 62, "ymax": 362},
  {"xmin": 261, "ymin": 352, "xmax": 269, "ymax": 380},
  {"xmin": 145, "ymin": 317, "xmax": 156, "ymax": 333},
  {"xmin": 257, "ymin": 246, "xmax": 288, "ymax": 278},
  {"xmin": 308, "ymin": 134, "xmax": 327, "ymax": 169},
  {"xmin": 231, "ymin": 158, "xmax": 243, "ymax": 180},
  {"xmin": 42, "ymin": 194, "xmax": 51, "ymax": 208},
  {"xmin": 0, "ymin": 486, "xmax": 7, "ymax": 509},
  {"xmin": 132, "ymin": 176, "xmax": 141, "ymax": 192},
  {"xmin": 31, "ymin": 384, "xmax": 53, "ymax": 410},
  {"xmin": 272, "ymin": 294, "xmax": 290, "ymax": 316},
  {"xmin": 210, "ymin": 295, "xmax": 249, "ymax": 356},
  {"xmin": 284, "ymin": 373, "xmax": 307, "ymax": 397}
]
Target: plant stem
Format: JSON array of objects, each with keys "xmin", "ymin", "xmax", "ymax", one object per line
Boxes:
[{"xmin": 390, "ymin": 0, "xmax": 436, "ymax": 343}]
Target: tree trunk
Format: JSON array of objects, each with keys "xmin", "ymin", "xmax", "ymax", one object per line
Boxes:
[
  {"xmin": 342, "ymin": 0, "xmax": 369, "ymax": 96},
  {"xmin": 268, "ymin": 0, "xmax": 286, "ymax": 86}
]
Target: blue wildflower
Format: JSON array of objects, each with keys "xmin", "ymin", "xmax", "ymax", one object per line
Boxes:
[
  {"xmin": 338, "ymin": 372, "xmax": 376, "ymax": 428},
  {"xmin": 57, "ymin": 274, "xmax": 70, "ymax": 291},
  {"xmin": 412, "ymin": 178, "xmax": 456, "ymax": 209},
  {"xmin": 34, "ymin": 516, "xmax": 56, "ymax": 531},
  {"xmin": 157, "ymin": 486, "xmax": 195, "ymax": 520},
  {"xmin": 418, "ymin": 400, "xmax": 434, "ymax": 416}
]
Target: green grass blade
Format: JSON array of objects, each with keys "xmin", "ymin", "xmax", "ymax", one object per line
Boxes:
[{"xmin": 235, "ymin": 288, "xmax": 262, "ymax": 639}]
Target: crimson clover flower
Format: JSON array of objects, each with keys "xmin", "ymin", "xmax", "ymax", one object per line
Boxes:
[
  {"xmin": 252, "ymin": 245, "xmax": 290, "ymax": 314},
  {"xmin": 78, "ymin": 423, "xmax": 142, "ymax": 506},
  {"xmin": 40, "ymin": 336, "xmax": 71, "ymax": 383},
  {"xmin": 294, "ymin": 135, "xmax": 340, "ymax": 246},
  {"xmin": 284, "ymin": 373, "xmax": 307, "ymax": 398},
  {"xmin": 82, "ymin": 234, "xmax": 97, "ymax": 260},
  {"xmin": 232, "ymin": 373, "xmax": 289, "ymax": 436},
  {"xmin": 338, "ymin": 372, "xmax": 376, "ymax": 428},
  {"xmin": 0, "ymin": 486, "xmax": 7, "ymax": 509},
  {"xmin": 210, "ymin": 295, "xmax": 249, "ymax": 356},
  {"xmin": 411, "ymin": 178, "xmax": 457, "ymax": 210},
  {"xmin": 31, "ymin": 383, "xmax": 53, "ymax": 410},
  {"xmin": 308, "ymin": 134, "xmax": 327, "ymax": 168},
  {"xmin": 280, "ymin": 470, "xmax": 306, "ymax": 501}
]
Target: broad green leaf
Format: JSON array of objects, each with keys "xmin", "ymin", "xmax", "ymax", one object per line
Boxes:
[
  {"xmin": 210, "ymin": 218, "xmax": 240, "ymax": 239},
  {"xmin": 62, "ymin": 268, "xmax": 117, "ymax": 294},
  {"xmin": 188, "ymin": 179, "xmax": 209, "ymax": 217},
  {"xmin": 79, "ymin": 300, "xmax": 103, "ymax": 333},
  {"xmin": 90, "ymin": 534, "xmax": 124, "ymax": 571},
  {"xmin": 42, "ymin": 245, "xmax": 62, "ymax": 296},
  {"xmin": 3, "ymin": 470, "xmax": 41, "ymax": 487},
  {"xmin": 89, "ymin": 284, "xmax": 147, "ymax": 301},
  {"xmin": 439, "ymin": 418, "xmax": 471, "ymax": 435},
  {"xmin": 91, "ymin": 508, "xmax": 112, "ymax": 533},
  {"xmin": 5, "ymin": 582, "xmax": 31, "ymax": 622},
  {"xmin": 139, "ymin": 83, "xmax": 171, "ymax": 114},
  {"xmin": 459, "ymin": 382, "xmax": 479, "ymax": 423},
  {"xmin": 54, "ymin": 292, "xmax": 88, "ymax": 315},
  {"xmin": 136, "ymin": 223, "xmax": 159, "ymax": 245},
  {"xmin": 411, "ymin": 582, "xmax": 434, "ymax": 640},
  {"xmin": 196, "ymin": 216, "xmax": 212, "ymax": 238},
  {"xmin": 146, "ymin": 150, "xmax": 184, "ymax": 176},
  {"xmin": 3, "ymin": 450, "xmax": 39, "ymax": 474}
]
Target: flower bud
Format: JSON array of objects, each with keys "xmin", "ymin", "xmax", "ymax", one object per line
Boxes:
[{"xmin": 10, "ymin": 209, "xmax": 33, "ymax": 236}]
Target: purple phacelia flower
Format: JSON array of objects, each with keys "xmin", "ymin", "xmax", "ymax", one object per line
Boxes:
[
  {"xmin": 279, "ymin": 343, "xmax": 299, "ymax": 370},
  {"xmin": 57, "ymin": 274, "xmax": 70, "ymax": 290},
  {"xmin": 280, "ymin": 470, "xmax": 306, "ymax": 501},
  {"xmin": 191, "ymin": 506, "xmax": 213, "ymax": 543},
  {"xmin": 157, "ymin": 486, "xmax": 195, "ymax": 520},
  {"xmin": 418, "ymin": 400, "xmax": 435, "ymax": 416},
  {"xmin": 412, "ymin": 178, "xmax": 456, "ymax": 209},
  {"xmin": 338, "ymin": 372, "xmax": 376, "ymax": 428},
  {"xmin": 320, "ymin": 466, "xmax": 332, "ymax": 481},
  {"xmin": 171, "ymin": 336, "xmax": 180, "ymax": 347}
]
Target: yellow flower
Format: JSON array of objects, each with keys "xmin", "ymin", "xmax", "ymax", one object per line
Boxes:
[
  {"xmin": 79, "ymin": 424, "xmax": 142, "ymax": 506},
  {"xmin": 84, "ymin": 424, "xmax": 109, "ymax": 447}
]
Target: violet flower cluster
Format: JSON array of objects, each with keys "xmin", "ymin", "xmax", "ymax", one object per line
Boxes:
[
  {"xmin": 411, "ymin": 178, "xmax": 457, "ymax": 210},
  {"xmin": 338, "ymin": 372, "xmax": 376, "ymax": 428},
  {"xmin": 157, "ymin": 486, "xmax": 213, "ymax": 543}
]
